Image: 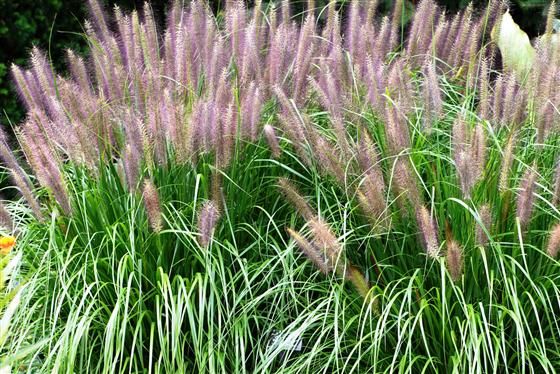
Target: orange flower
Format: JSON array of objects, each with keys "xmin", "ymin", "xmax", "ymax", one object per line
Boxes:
[{"xmin": 0, "ymin": 236, "xmax": 16, "ymax": 255}]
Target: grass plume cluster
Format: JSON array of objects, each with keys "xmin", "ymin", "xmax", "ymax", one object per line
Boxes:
[{"xmin": 2, "ymin": 0, "xmax": 560, "ymax": 372}]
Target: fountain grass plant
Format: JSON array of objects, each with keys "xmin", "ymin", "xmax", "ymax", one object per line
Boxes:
[{"xmin": 2, "ymin": 0, "xmax": 560, "ymax": 372}]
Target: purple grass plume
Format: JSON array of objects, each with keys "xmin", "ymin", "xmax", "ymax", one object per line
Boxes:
[
  {"xmin": 288, "ymin": 217, "xmax": 370, "ymax": 299},
  {"xmin": 475, "ymin": 204, "xmax": 492, "ymax": 247},
  {"xmin": 392, "ymin": 157, "xmax": 421, "ymax": 208},
  {"xmin": 263, "ymin": 124, "xmax": 282, "ymax": 158},
  {"xmin": 4, "ymin": 0, "xmax": 560, "ymax": 257},
  {"xmin": 416, "ymin": 205, "xmax": 440, "ymax": 258},
  {"xmin": 499, "ymin": 134, "xmax": 517, "ymax": 192},
  {"xmin": 547, "ymin": 223, "xmax": 560, "ymax": 258},
  {"xmin": 516, "ymin": 166, "xmax": 538, "ymax": 229},
  {"xmin": 277, "ymin": 178, "xmax": 314, "ymax": 221},
  {"xmin": 452, "ymin": 115, "xmax": 486, "ymax": 198},
  {"xmin": 421, "ymin": 60, "xmax": 443, "ymax": 132},
  {"xmin": 197, "ymin": 200, "xmax": 221, "ymax": 247},
  {"xmin": 446, "ymin": 239, "xmax": 463, "ymax": 282},
  {"xmin": 553, "ymin": 159, "xmax": 560, "ymax": 206},
  {"xmin": 356, "ymin": 132, "xmax": 388, "ymax": 226},
  {"xmin": 142, "ymin": 178, "xmax": 162, "ymax": 232},
  {"xmin": 287, "ymin": 227, "xmax": 332, "ymax": 275}
]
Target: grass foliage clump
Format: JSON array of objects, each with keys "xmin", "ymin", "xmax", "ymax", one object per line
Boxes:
[{"xmin": 3, "ymin": 0, "xmax": 560, "ymax": 372}]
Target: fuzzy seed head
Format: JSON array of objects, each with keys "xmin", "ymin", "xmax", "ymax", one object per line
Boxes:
[
  {"xmin": 475, "ymin": 204, "xmax": 492, "ymax": 247},
  {"xmin": 392, "ymin": 157, "xmax": 420, "ymax": 207},
  {"xmin": 455, "ymin": 150, "xmax": 476, "ymax": 198},
  {"xmin": 263, "ymin": 124, "xmax": 281, "ymax": 158},
  {"xmin": 446, "ymin": 239, "xmax": 463, "ymax": 282},
  {"xmin": 142, "ymin": 179, "xmax": 162, "ymax": 232},
  {"xmin": 344, "ymin": 264, "xmax": 370, "ymax": 299},
  {"xmin": 499, "ymin": 135, "xmax": 517, "ymax": 192},
  {"xmin": 384, "ymin": 104, "xmax": 411, "ymax": 155},
  {"xmin": 287, "ymin": 228, "xmax": 332, "ymax": 274},
  {"xmin": 308, "ymin": 218, "xmax": 341, "ymax": 269},
  {"xmin": 472, "ymin": 123, "xmax": 486, "ymax": 179},
  {"xmin": 197, "ymin": 200, "xmax": 221, "ymax": 247},
  {"xmin": 310, "ymin": 132, "xmax": 346, "ymax": 185},
  {"xmin": 547, "ymin": 223, "xmax": 560, "ymax": 258},
  {"xmin": 359, "ymin": 174, "xmax": 388, "ymax": 225},
  {"xmin": 553, "ymin": 159, "xmax": 560, "ymax": 206},
  {"xmin": 277, "ymin": 178, "xmax": 315, "ymax": 221},
  {"xmin": 421, "ymin": 60, "xmax": 443, "ymax": 131},
  {"xmin": 478, "ymin": 58, "xmax": 490, "ymax": 119},
  {"xmin": 123, "ymin": 144, "xmax": 140, "ymax": 191},
  {"xmin": 516, "ymin": 167, "xmax": 538, "ymax": 228},
  {"xmin": 416, "ymin": 205, "xmax": 440, "ymax": 258},
  {"xmin": 11, "ymin": 170, "xmax": 43, "ymax": 221},
  {"xmin": 546, "ymin": 1, "xmax": 557, "ymax": 35}
]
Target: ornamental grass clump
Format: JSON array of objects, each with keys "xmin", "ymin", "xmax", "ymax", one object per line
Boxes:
[{"xmin": 4, "ymin": 0, "xmax": 560, "ymax": 372}]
